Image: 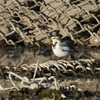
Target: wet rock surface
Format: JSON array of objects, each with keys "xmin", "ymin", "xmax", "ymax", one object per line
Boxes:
[{"xmin": 1, "ymin": 0, "xmax": 100, "ymax": 100}]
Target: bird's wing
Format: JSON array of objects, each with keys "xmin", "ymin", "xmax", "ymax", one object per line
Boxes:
[
  {"xmin": 62, "ymin": 46, "xmax": 72, "ymax": 52},
  {"xmin": 61, "ymin": 36, "xmax": 74, "ymax": 46},
  {"xmin": 60, "ymin": 40, "xmax": 70, "ymax": 46},
  {"xmin": 60, "ymin": 40, "xmax": 74, "ymax": 49}
]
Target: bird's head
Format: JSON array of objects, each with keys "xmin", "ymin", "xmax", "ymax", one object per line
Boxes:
[{"xmin": 51, "ymin": 36, "xmax": 61, "ymax": 45}]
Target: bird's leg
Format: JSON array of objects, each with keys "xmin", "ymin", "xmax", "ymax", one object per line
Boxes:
[
  {"xmin": 70, "ymin": 54, "xmax": 77, "ymax": 60},
  {"xmin": 63, "ymin": 55, "xmax": 76, "ymax": 61},
  {"xmin": 51, "ymin": 54, "xmax": 60, "ymax": 60},
  {"xmin": 62, "ymin": 56, "xmax": 71, "ymax": 61},
  {"xmin": 67, "ymin": 55, "xmax": 72, "ymax": 61}
]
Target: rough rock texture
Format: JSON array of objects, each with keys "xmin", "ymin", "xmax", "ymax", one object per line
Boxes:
[{"xmin": 0, "ymin": 0, "xmax": 100, "ymax": 100}]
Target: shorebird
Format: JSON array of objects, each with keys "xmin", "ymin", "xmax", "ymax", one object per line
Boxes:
[{"xmin": 51, "ymin": 35, "xmax": 75, "ymax": 57}]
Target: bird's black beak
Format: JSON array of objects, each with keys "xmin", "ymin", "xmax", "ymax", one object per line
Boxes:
[
  {"xmin": 52, "ymin": 44, "xmax": 55, "ymax": 47},
  {"xmin": 52, "ymin": 42, "xmax": 57, "ymax": 47}
]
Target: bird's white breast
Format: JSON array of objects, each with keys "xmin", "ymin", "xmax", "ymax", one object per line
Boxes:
[{"xmin": 52, "ymin": 43, "xmax": 70, "ymax": 57}]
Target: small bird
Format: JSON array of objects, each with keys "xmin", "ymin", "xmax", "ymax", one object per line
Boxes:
[{"xmin": 51, "ymin": 35, "xmax": 75, "ymax": 57}]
